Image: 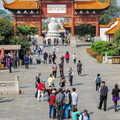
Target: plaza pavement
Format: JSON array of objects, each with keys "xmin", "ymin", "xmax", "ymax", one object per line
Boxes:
[{"xmin": 0, "ymin": 42, "xmax": 120, "ymax": 120}]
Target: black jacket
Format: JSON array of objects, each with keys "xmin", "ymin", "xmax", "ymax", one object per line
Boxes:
[{"xmin": 111, "ymin": 88, "xmax": 120, "ymax": 97}]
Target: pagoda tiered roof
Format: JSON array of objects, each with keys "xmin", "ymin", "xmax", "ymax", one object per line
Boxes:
[
  {"xmin": 100, "ymin": 18, "xmax": 120, "ymax": 35},
  {"xmin": 3, "ymin": 0, "xmax": 39, "ymax": 11},
  {"xmin": 2, "ymin": 0, "xmax": 110, "ymax": 12},
  {"xmin": 75, "ymin": 0, "xmax": 110, "ymax": 10}
]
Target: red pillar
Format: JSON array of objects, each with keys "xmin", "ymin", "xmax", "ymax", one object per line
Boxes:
[
  {"xmin": 38, "ymin": 16, "xmax": 42, "ymax": 36},
  {"xmin": 14, "ymin": 15, "xmax": 17, "ymax": 36},
  {"xmin": 71, "ymin": 0, "xmax": 75, "ymax": 36},
  {"xmin": 96, "ymin": 22, "xmax": 100, "ymax": 36},
  {"xmin": 71, "ymin": 17, "xmax": 75, "ymax": 36},
  {"xmin": 96, "ymin": 15, "xmax": 100, "ymax": 36}
]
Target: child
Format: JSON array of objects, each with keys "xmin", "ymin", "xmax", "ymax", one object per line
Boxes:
[{"xmin": 71, "ymin": 108, "xmax": 82, "ymax": 120}]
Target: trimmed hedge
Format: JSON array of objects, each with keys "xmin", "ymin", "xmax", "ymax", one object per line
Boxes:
[
  {"xmin": 86, "ymin": 48, "xmax": 100, "ymax": 58},
  {"xmin": 96, "ymin": 55, "xmax": 103, "ymax": 63}
]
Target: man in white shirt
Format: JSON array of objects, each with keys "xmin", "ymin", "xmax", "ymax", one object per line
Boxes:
[{"xmin": 71, "ymin": 87, "xmax": 78, "ymax": 110}]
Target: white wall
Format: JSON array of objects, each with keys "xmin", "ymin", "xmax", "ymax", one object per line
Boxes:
[
  {"xmin": 100, "ymin": 28, "xmax": 109, "ymax": 41},
  {"xmin": 100, "ymin": 21, "xmax": 118, "ymax": 41}
]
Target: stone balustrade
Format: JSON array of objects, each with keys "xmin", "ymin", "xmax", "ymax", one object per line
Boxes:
[{"xmin": 0, "ymin": 76, "xmax": 19, "ymax": 95}]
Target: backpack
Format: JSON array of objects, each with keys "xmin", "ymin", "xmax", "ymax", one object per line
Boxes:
[
  {"xmin": 95, "ymin": 77, "xmax": 101, "ymax": 84},
  {"xmin": 81, "ymin": 114, "xmax": 90, "ymax": 120},
  {"xmin": 64, "ymin": 92, "xmax": 71, "ymax": 105}
]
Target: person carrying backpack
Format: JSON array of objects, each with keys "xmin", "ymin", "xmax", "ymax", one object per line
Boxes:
[
  {"xmin": 95, "ymin": 73, "xmax": 102, "ymax": 91},
  {"xmin": 79, "ymin": 110, "xmax": 90, "ymax": 120},
  {"xmin": 63, "ymin": 88, "xmax": 72, "ymax": 119}
]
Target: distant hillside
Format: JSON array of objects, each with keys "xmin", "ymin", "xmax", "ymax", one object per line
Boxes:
[
  {"xmin": 0, "ymin": 9, "xmax": 13, "ymax": 20},
  {"xmin": 0, "ymin": 9, "xmax": 7, "ymax": 15}
]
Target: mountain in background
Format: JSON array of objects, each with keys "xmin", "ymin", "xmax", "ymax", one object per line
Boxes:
[{"xmin": 0, "ymin": 9, "xmax": 13, "ymax": 20}]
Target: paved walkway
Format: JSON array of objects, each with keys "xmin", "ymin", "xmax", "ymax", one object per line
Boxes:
[{"xmin": 0, "ymin": 43, "xmax": 120, "ymax": 120}]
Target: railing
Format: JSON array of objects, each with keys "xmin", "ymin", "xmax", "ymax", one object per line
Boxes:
[{"xmin": 0, "ymin": 76, "xmax": 19, "ymax": 95}]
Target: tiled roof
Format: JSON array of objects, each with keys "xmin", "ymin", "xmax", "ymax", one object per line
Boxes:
[
  {"xmin": 74, "ymin": 0, "xmax": 110, "ymax": 10},
  {"xmin": 2, "ymin": 0, "xmax": 39, "ymax": 10}
]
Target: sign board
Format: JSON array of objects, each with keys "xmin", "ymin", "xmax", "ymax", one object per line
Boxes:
[{"xmin": 47, "ymin": 5, "xmax": 66, "ymax": 13}]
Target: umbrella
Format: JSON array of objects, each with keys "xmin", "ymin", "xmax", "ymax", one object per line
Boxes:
[{"xmin": 1, "ymin": 48, "xmax": 5, "ymax": 59}]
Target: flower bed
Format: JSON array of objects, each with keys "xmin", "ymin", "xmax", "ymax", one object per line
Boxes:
[
  {"xmin": 96, "ymin": 55, "xmax": 103, "ymax": 63},
  {"xmin": 86, "ymin": 48, "xmax": 102, "ymax": 63},
  {"xmin": 86, "ymin": 48, "xmax": 100, "ymax": 58}
]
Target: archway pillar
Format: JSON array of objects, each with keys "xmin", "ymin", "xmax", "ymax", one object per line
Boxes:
[
  {"xmin": 96, "ymin": 22, "xmax": 100, "ymax": 36},
  {"xmin": 71, "ymin": 17, "xmax": 75, "ymax": 36},
  {"xmin": 14, "ymin": 14, "xmax": 17, "ymax": 36},
  {"xmin": 38, "ymin": 15, "xmax": 42, "ymax": 37}
]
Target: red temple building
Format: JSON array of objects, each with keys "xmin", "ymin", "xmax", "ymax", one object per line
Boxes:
[{"xmin": 2, "ymin": 0, "xmax": 110, "ymax": 37}]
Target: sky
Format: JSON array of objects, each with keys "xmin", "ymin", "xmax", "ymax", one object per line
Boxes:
[{"xmin": 0, "ymin": 0, "xmax": 120, "ymax": 9}]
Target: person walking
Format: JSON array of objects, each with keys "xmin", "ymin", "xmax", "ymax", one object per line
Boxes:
[
  {"xmin": 49, "ymin": 53, "xmax": 52, "ymax": 64},
  {"xmin": 29, "ymin": 53, "xmax": 33, "ymax": 65},
  {"xmin": 43, "ymin": 51, "xmax": 48, "ymax": 64},
  {"xmin": 56, "ymin": 44, "xmax": 59, "ymax": 53},
  {"xmin": 71, "ymin": 88, "xmax": 78, "ymax": 110},
  {"xmin": 111, "ymin": 84, "xmax": 120, "ymax": 112},
  {"xmin": 40, "ymin": 44, "xmax": 43, "ymax": 55},
  {"xmin": 12, "ymin": 54, "xmax": 17, "ymax": 69},
  {"xmin": 35, "ymin": 73, "xmax": 41, "ymax": 98},
  {"xmin": 59, "ymin": 62, "xmax": 64, "ymax": 77},
  {"xmin": 65, "ymin": 51, "xmax": 70, "ymax": 63},
  {"xmin": 7, "ymin": 58, "xmax": 12, "ymax": 73},
  {"xmin": 79, "ymin": 110, "xmax": 90, "ymax": 120},
  {"xmin": 67, "ymin": 67, "xmax": 74, "ymax": 86},
  {"xmin": 48, "ymin": 90, "xmax": 57, "ymax": 119},
  {"xmin": 52, "ymin": 52, "xmax": 57, "ymax": 64},
  {"xmin": 77, "ymin": 60, "xmax": 82, "ymax": 76},
  {"xmin": 52, "ymin": 63, "xmax": 58, "ymax": 78},
  {"xmin": 60, "ymin": 55, "xmax": 64, "ymax": 64},
  {"xmin": 95, "ymin": 73, "xmax": 102, "ymax": 91},
  {"xmin": 98, "ymin": 81, "xmax": 108, "ymax": 111},
  {"xmin": 37, "ymin": 79, "xmax": 46, "ymax": 102},
  {"xmin": 73, "ymin": 53, "xmax": 77, "ymax": 64},
  {"xmin": 55, "ymin": 88, "xmax": 65, "ymax": 120},
  {"xmin": 24, "ymin": 55, "xmax": 29, "ymax": 69}
]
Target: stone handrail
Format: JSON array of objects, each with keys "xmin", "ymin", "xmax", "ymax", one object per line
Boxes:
[{"xmin": 0, "ymin": 76, "xmax": 19, "ymax": 95}]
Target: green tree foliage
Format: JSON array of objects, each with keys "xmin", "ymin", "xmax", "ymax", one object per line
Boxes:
[
  {"xmin": 91, "ymin": 41, "xmax": 113, "ymax": 53},
  {"xmin": 99, "ymin": 0, "xmax": 120, "ymax": 24},
  {"xmin": 10, "ymin": 35, "xmax": 31, "ymax": 52},
  {"xmin": 113, "ymin": 28, "xmax": 120, "ymax": 45},
  {"xmin": 0, "ymin": 19, "xmax": 14, "ymax": 44},
  {"xmin": 42, "ymin": 21, "xmax": 49, "ymax": 30},
  {"xmin": 17, "ymin": 24, "xmax": 38, "ymax": 36},
  {"xmin": 91, "ymin": 41, "xmax": 120, "ymax": 56},
  {"xmin": 0, "ymin": 10, "xmax": 13, "ymax": 20},
  {"xmin": 75, "ymin": 24, "xmax": 95, "ymax": 37}
]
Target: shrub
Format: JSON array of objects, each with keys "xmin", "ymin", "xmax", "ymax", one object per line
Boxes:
[
  {"xmin": 91, "ymin": 41, "xmax": 113, "ymax": 53},
  {"xmin": 86, "ymin": 48, "xmax": 100, "ymax": 58},
  {"xmin": 96, "ymin": 55, "xmax": 103, "ymax": 63}
]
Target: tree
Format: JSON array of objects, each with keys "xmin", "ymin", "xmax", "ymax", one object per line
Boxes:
[
  {"xmin": 99, "ymin": 0, "xmax": 120, "ymax": 24},
  {"xmin": 17, "ymin": 24, "xmax": 38, "ymax": 36},
  {"xmin": 0, "ymin": 19, "xmax": 14, "ymax": 44},
  {"xmin": 75, "ymin": 24, "xmax": 95, "ymax": 37},
  {"xmin": 10, "ymin": 35, "xmax": 31, "ymax": 53},
  {"xmin": 113, "ymin": 28, "xmax": 120, "ymax": 46}
]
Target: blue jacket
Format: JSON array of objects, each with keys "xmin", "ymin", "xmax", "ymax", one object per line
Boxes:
[{"xmin": 24, "ymin": 56, "xmax": 29, "ymax": 63}]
